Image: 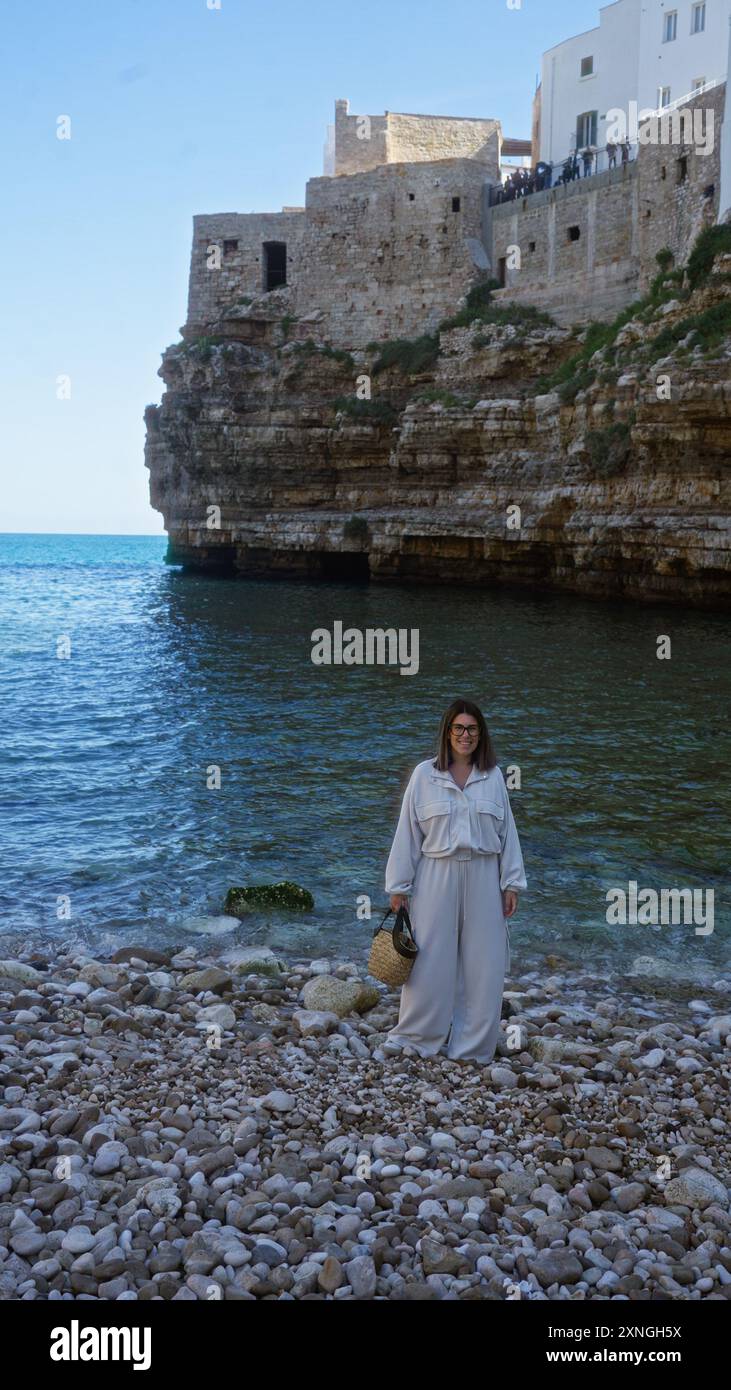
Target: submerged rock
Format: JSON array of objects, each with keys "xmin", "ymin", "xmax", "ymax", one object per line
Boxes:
[
  {"xmin": 179, "ymin": 915, "xmax": 241, "ymax": 936},
  {"xmin": 225, "ymin": 881, "xmax": 314, "ymax": 912}
]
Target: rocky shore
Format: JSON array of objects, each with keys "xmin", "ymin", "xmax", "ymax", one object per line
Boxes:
[{"xmin": 1, "ymin": 941, "xmax": 730, "ymax": 1301}]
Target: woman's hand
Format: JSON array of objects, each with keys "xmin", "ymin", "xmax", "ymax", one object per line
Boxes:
[
  {"xmin": 390, "ymin": 894, "xmax": 409, "ymax": 913},
  {"xmin": 502, "ymin": 889, "xmax": 519, "ymax": 919}
]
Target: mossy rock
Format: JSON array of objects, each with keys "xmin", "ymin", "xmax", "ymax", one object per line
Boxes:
[{"xmin": 225, "ymin": 880, "xmax": 314, "ymax": 913}]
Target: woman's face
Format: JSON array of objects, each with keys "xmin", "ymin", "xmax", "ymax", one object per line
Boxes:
[{"xmin": 448, "ymin": 714, "xmax": 480, "ymax": 759}]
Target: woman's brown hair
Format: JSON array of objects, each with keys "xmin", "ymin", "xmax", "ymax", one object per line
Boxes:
[{"xmin": 434, "ymin": 699, "xmax": 497, "ymax": 772}]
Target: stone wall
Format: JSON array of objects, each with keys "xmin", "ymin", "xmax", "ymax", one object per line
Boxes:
[
  {"xmin": 386, "ymin": 113, "xmax": 500, "ymax": 168},
  {"xmin": 186, "ymin": 210, "xmax": 307, "ymax": 337},
  {"xmin": 490, "ymin": 165, "xmax": 640, "ymax": 327},
  {"xmin": 186, "ymin": 160, "xmax": 493, "ymax": 348},
  {"xmin": 489, "ymin": 85, "xmax": 726, "ymax": 325},
  {"xmin": 636, "ymin": 84, "xmax": 724, "ymax": 291},
  {"xmin": 333, "ymin": 98, "xmax": 501, "ymax": 176},
  {"xmin": 295, "ymin": 159, "xmax": 490, "ymax": 344},
  {"xmin": 332, "ymin": 99, "xmax": 389, "ymax": 175},
  {"xmin": 184, "ymin": 87, "xmax": 726, "ymax": 349}
]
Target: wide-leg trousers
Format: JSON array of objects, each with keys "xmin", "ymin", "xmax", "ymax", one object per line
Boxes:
[{"xmin": 386, "ymin": 852, "xmax": 510, "ymax": 1063}]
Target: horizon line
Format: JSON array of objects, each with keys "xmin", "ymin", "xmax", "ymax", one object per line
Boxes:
[{"xmin": 0, "ymin": 531, "xmax": 167, "ymax": 538}]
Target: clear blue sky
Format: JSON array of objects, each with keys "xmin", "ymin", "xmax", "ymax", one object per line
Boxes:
[{"xmin": 2, "ymin": 0, "xmax": 594, "ymax": 533}]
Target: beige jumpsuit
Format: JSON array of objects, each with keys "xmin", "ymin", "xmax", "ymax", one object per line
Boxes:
[{"xmin": 384, "ymin": 758, "xmax": 527, "ymax": 1063}]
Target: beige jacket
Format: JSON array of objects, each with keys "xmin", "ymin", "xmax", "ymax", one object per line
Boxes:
[{"xmin": 385, "ymin": 758, "xmax": 527, "ymax": 896}]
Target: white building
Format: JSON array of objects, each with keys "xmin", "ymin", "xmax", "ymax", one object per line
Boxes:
[{"xmin": 539, "ymin": 0, "xmax": 731, "ymax": 168}]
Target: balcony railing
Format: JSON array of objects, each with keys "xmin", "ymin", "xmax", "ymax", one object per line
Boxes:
[
  {"xmin": 644, "ymin": 75, "xmax": 723, "ymax": 118},
  {"xmin": 489, "ymin": 144, "xmax": 638, "ymax": 207}
]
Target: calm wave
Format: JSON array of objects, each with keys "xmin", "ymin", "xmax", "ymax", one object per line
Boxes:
[{"xmin": 0, "ymin": 533, "xmax": 727, "ymax": 977}]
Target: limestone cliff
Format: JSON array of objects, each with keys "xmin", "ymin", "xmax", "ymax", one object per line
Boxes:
[{"xmin": 145, "ymin": 245, "xmax": 731, "ymax": 607}]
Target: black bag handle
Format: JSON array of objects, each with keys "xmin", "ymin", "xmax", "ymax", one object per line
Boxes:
[
  {"xmin": 373, "ymin": 906, "xmax": 394, "ymax": 938},
  {"xmin": 372, "ymin": 904, "xmax": 418, "ymax": 957}
]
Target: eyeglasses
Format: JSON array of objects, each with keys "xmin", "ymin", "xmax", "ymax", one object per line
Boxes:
[{"xmin": 450, "ymin": 724, "xmax": 479, "ymax": 739}]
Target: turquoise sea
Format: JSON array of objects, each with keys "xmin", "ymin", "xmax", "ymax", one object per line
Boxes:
[{"xmin": 0, "ymin": 532, "xmax": 728, "ymax": 978}]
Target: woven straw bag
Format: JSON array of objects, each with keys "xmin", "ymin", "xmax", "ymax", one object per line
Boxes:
[{"xmin": 368, "ymin": 905, "xmax": 418, "ymax": 987}]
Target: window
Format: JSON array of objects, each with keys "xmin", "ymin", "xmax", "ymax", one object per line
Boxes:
[
  {"xmin": 452, "ymin": 196, "xmax": 461, "ymax": 212},
  {"xmin": 691, "ymin": 3, "xmax": 706, "ymax": 34},
  {"xmin": 529, "ymin": 241, "xmax": 536, "ymax": 252},
  {"xmin": 408, "ymin": 192, "xmax": 415, "ymax": 201},
  {"xmin": 262, "ymin": 240, "xmax": 287, "ymax": 291},
  {"xmin": 576, "ymin": 110, "xmax": 598, "ymax": 147},
  {"xmin": 580, "ymin": 55, "xmax": 594, "ymax": 77},
  {"xmin": 677, "ymin": 156, "xmax": 688, "ymax": 183},
  {"xmin": 223, "ymin": 239, "xmax": 239, "ymax": 255},
  {"xmin": 663, "ymin": 11, "xmax": 677, "ymax": 42},
  {"xmin": 568, "ymin": 225, "xmax": 581, "ymax": 242},
  {"xmin": 659, "ymin": 86, "xmax": 671, "ymax": 108},
  {"xmin": 691, "ymin": 77, "xmax": 706, "ymax": 93}
]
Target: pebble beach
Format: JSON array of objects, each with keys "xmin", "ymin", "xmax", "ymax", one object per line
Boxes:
[{"xmin": 1, "ymin": 940, "xmax": 730, "ymax": 1302}]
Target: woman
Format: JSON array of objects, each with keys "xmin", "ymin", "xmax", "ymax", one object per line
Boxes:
[{"xmin": 383, "ymin": 699, "xmax": 526, "ymax": 1064}]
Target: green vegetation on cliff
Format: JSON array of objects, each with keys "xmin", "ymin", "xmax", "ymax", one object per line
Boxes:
[
  {"xmin": 441, "ymin": 279, "xmax": 555, "ymax": 335},
  {"xmin": 371, "ymin": 334, "xmax": 441, "ymax": 376},
  {"xmin": 333, "ymin": 396, "xmax": 398, "ymax": 424},
  {"xmin": 535, "ymin": 225, "xmax": 731, "ymax": 403},
  {"xmin": 292, "ymin": 338, "xmax": 355, "ymax": 369},
  {"xmin": 585, "ymin": 420, "xmax": 635, "ymax": 478}
]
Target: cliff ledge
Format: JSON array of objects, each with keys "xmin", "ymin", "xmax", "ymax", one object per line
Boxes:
[{"xmin": 146, "ymin": 239, "xmax": 731, "ymax": 607}]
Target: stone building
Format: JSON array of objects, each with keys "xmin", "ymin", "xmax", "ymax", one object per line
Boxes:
[
  {"xmin": 184, "ymin": 101, "xmax": 509, "ymax": 346},
  {"xmin": 184, "ymin": 79, "xmax": 729, "ymax": 346},
  {"xmin": 330, "ymin": 99, "xmax": 502, "ymax": 175},
  {"xmin": 489, "ymin": 82, "xmax": 725, "ymax": 325},
  {"xmin": 185, "ymin": 159, "xmax": 493, "ymax": 347}
]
